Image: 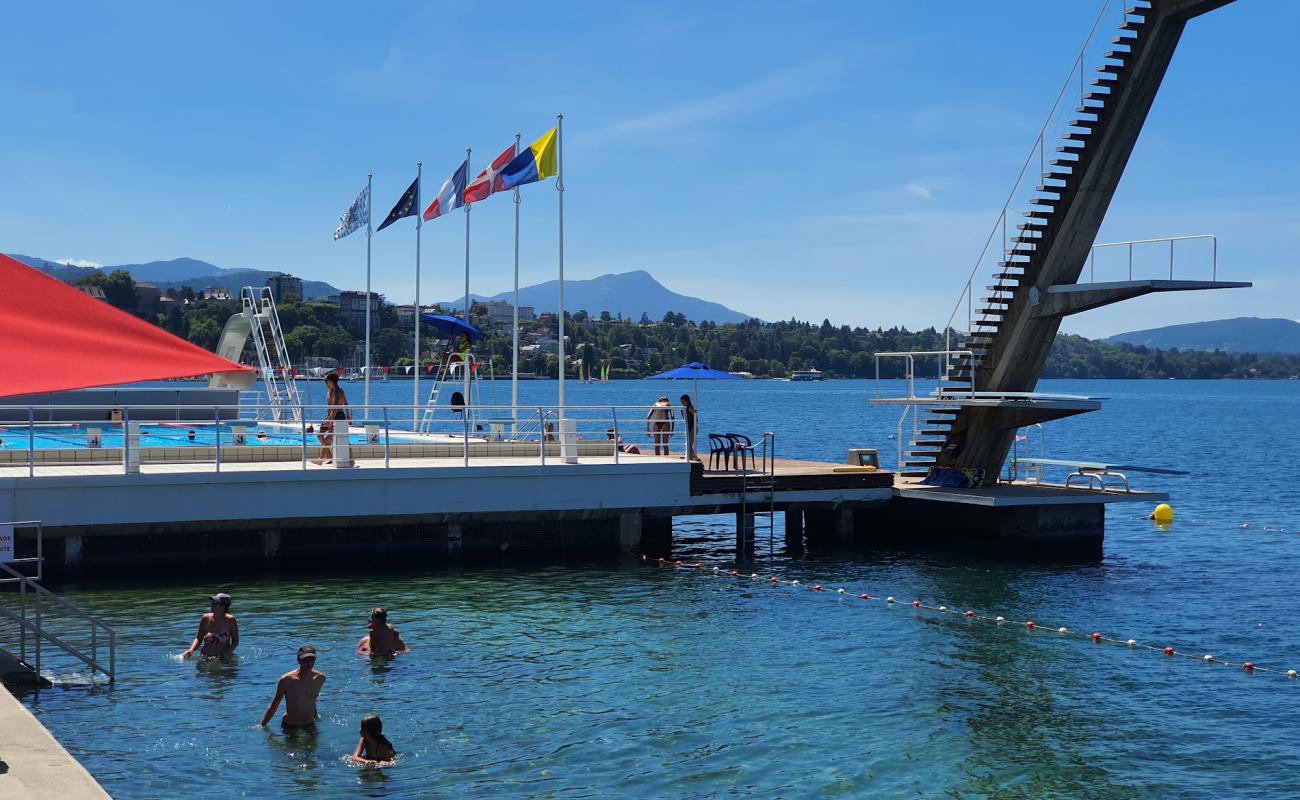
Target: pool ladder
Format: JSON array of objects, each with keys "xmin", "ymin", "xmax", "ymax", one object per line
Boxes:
[{"xmin": 0, "ymin": 561, "xmax": 115, "ymax": 685}]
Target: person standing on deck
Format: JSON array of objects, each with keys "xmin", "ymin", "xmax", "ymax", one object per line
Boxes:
[
  {"xmin": 679, "ymin": 394, "xmax": 699, "ymax": 462},
  {"xmin": 181, "ymin": 592, "xmax": 239, "ymax": 660},
  {"xmin": 259, "ymin": 645, "xmax": 326, "ymax": 730},
  {"xmin": 313, "ymin": 373, "xmax": 350, "ymax": 465},
  {"xmin": 646, "ymin": 396, "xmax": 675, "ymax": 456},
  {"xmin": 357, "ymin": 608, "xmax": 409, "ymax": 657}
]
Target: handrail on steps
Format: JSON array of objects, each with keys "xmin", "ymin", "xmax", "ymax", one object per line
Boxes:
[
  {"xmin": 0, "ymin": 561, "xmax": 116, "ymax": 683},
  {"xmin": 943, "ymin": 0, "xmax": 1121, "ymax": 355}
]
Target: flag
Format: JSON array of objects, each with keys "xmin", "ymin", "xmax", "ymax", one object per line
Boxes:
[
  {"xmin": 332, "ymin": 185, "xmax": 370, "ymax": 240},
  {"xmin": 423, "ymin": 160, "xmax": 468, "ymax": 221},
  {"xmin": 464, "ymin": 143, "xmax": 518, "ymax": 204},
  {"xmin": 376, "ymin": 177, "xmax": 420, "ymax": 232},
  {"xmin": 498, "ymin": 128, "xmax": 558, "ymax": 190}
]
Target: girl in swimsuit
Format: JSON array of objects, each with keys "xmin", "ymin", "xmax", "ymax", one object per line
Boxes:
[
  {"xmin": 313, "ymin": 373, "xmax": 350, "ymax": 465},
  {"xmin": 351, "ymin": 715, "xmax": 397, "ymax": 766},
  {"xmin": 181, "ymin": 592, "xmax": 239, "ymax": 660}
]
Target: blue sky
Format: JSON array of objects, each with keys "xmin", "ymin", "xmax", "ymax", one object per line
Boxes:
[{"xmin": 1, "ymin": 1, "xmax": 1294, "ymax": 338}]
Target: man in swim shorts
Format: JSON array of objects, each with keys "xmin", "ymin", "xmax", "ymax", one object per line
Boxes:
[
  {"xmin": 357, "ymin": 608, "xmax": 409, "ymax": 658},
  {"xmin": 259, "ymin": 645, "xmax": 326, "ymax": 730}
]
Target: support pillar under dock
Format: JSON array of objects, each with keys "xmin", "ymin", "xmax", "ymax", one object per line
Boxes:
[
  {"xmin": 783, "ymin": 509, "xmax": 803, "ymax": 551},
  {"xmin": 640, "ymin": 516, "xmax": 673, "ymax": 558},
  {"xmin": 619, "ymin": 511, "xmax": 642, "ymax": 552}
]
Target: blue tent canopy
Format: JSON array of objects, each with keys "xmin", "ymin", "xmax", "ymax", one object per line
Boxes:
[
  {"xmin": 645, "ymin": 362, "xmax": 741, "ymax": 381},
  {"xmin": 420, "ymin": 313, "xmax": 485, "ymax": 342}
]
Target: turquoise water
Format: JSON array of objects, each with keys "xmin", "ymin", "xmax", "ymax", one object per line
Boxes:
[
  {"xmin": 0, "ymin": 422, "xmax": 383, "ymax": 450},
  {"xmin": 14, "ymin": 379, "xmax": 1300, "ymax": 798}
]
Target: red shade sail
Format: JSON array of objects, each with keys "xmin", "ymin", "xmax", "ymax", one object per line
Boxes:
[{"xmin": 0, "ymin": 253, "xmax": 255, "ymax": 397}]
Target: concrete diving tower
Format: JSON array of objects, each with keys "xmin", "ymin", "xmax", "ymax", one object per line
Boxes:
[{"xmin": 910, "ymin": 0, "xmax": 1246, "ymax": 483}]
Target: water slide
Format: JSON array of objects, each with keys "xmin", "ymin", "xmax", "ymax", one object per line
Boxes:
[{"xmin": 208, "ymin": 313, "xmax": 256, "ymax": 389}]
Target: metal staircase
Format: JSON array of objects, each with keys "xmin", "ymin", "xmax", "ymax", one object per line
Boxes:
[
  {"xmin": 417, "ymin": 354, "xmax": 497, "ymax": 433},
  {"xmin": 241, "ymin": 287, "xmax": 302, "ymax": 422},
  {"xmin": 899, "ymin": 0, "xmax": 1238, "ymax": 479}
]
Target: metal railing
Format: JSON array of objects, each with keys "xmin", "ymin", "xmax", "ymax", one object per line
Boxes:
[
  {"xmin": 874, "ymin": 351, "xmax": 975, "ymax": 399},
  {"xmin": 0, "ymin": 402, "xmax": 694, "ymax": 475},
  {"xmin": 944, "ymin": 0, "xmax": 1129, "ymax": 354},
  {"xmin": 1086, "ymin": 234, "xmax": 1217, "ymax": 282},
  {"xmin": 0, "ymin": 523, "xmax": 116, "ymax": 683}
]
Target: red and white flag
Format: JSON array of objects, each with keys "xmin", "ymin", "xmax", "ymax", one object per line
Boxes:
[{"xmin": 464, "ymin": 142, "xmax": 518, "ymax": 205}]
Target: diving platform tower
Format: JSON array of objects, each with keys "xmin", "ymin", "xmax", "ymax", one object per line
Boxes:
[{"xmin": 888, "ymin": 0, "xmax": 1248, "ymax": 484}]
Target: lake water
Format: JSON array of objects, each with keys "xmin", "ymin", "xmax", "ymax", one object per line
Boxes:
[{"xmin": 15, "ymin": 378, "xmax": 1300, "ymax": 798}]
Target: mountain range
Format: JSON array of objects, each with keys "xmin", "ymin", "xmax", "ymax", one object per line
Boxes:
[
  {"xmin": 6, "ymin": 255, "xmax": 341, "ymax": 300},
  {"xmin": 439, "ymin": 270, "xmax": 755, "ymax": 324},
  {"xmin": 1105, "ymin": 317, "xmax": 1300, "ymax": 354}
]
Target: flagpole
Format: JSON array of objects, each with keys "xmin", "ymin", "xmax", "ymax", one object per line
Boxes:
[
  {"xmin": 413, "ymin": 161, "xmax": 422, "ymax": 430},
  {"xmin": 463, "ymin": 147, "xmax": 472, "ymax": 425},
  {"xmin": 364, "ymin": 172, "xmax": 373, "ymax": 419},
  {"xmin": 511, "ymin": 132, "xmax": 522, "ymax": 416},
  {"xmin": 556, "ymin": 114, "xmax": 566, "ymax": 415}
]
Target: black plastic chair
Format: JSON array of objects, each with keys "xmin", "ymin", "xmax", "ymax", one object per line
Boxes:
[
  {"xmin": 707, "ymin": 434, "xmax": 733, "ymax": 471},
  {"xmin": 725, "ymin": 433, "xmax": 757, "ymax": 472}
]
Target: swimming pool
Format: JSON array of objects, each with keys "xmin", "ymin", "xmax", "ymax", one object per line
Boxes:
[{"xmin": 0, "ymin": 423, "xmax": 376, "ymax": 450}]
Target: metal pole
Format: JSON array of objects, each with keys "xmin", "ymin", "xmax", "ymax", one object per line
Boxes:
[
  {"xmin": 557, "ymin": 114, "xmax": 566, "ymax": 413},
  {"xmin": 1169, "ymin": 238, "xmax": 1175, "ymax": 279},
  {"xmin": 364, "ymin": 173, "xmax": 374, "ymax": 420},
  {"xmin": 414, "ymin": 161, "xmax": 423, "ymax": 430},
  {"xmin": 463, "ymin": 147, "xmax": 472, "ymax": 435},
  {"xmin": 213, "ymin": 407, "xmax": 220, "ymax": 473},
  {"xmin": 27, "ymin": 407, "xmax": 34, "ymax": 478},
  {"xmin": 1128, "ymin": 243, "xmax": 1133, "ymax": 280},
  {"xmin": 512, "ymin": 132, "xmax": 522, "ymax": 417}
]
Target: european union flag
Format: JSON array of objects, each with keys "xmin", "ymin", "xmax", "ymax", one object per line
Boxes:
[{"xmin": 376, "ymin": 177, "xmax": 420, "ymax": 232}]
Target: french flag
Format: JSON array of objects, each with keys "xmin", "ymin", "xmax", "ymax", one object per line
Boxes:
[
  {"xmin": 423, "ymin": 159, "xmax": 468, "ymax": 221},
  {"xmin": 464, "ymin": 143, "xmax": 518, "ymax": 205}
]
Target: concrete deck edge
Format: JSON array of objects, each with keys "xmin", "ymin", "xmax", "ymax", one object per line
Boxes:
[
  {"xmin": 892, "ymin": 486, "xmax": 1169, "ymax": 507},
  {"xmin": 0, "ymin": 686, "xmax": 112, "ymax": 800}
]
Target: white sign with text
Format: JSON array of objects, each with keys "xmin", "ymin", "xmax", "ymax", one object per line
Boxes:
[{"xmin": 0, "ymin": 524, "xmax": 14, "ymax": 562}]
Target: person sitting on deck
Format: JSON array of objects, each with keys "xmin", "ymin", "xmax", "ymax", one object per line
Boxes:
[
  {"xmin": 181, "ymin": 592, "xmax": 239, "ymax": 661},
  {"xmin": 351, "ymin": 714, "xmax": 397, "ymax": 766},
  {"xmin": 606, "ymin": 428, "xmax": 641, "ymax": 455},
  {"xmin": 357, "ymin": 608, "xmax": 409, "ymax": 657},
  {"xmin": 258, "ymin": 644, "xmax": 326, "ymax": 731}
]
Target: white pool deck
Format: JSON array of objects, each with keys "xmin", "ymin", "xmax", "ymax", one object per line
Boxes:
[{"xmin": 0, "ymin": 687, "xmax": 110, "ymax": 800}]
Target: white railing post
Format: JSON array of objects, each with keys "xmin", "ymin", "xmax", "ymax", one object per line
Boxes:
[
  {"xmin": 27, "ymin": 407, "xmax": 34, "ymax": 478},
  {"xmin": 212, "ymin": 407, "xmax": 221, "ymax": 473},
  {"xmin": 383, "ymin": 407, "xmax": 391, "ymax": 469},
  {"xmin": 612, "ymin": 407, "xmax": 620, "ymax": 465}
]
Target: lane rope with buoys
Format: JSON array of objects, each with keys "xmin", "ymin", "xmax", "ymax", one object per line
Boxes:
[{"xmin": 642, "ymin": 555, "xmax": 1300, "ymax": 682}]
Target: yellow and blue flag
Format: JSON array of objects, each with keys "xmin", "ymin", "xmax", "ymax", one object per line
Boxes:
[{"xmin": 499, "ymin": 128, "xmax": 557, "ymax": 190}]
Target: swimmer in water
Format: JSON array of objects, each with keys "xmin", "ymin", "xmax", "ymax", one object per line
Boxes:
[
  {"xmin": 350, "ymin": 714, "xmax": 397, "ymax": 766},
  {"xmin": 357, "ymin": 608, "xmax": 409, "ymax": 658},
  {"xmin": 259, "ymin": 645, "xmax": 326, "ymax": 730},
  {"xmin": 187, "ymin": 429, "xmax": 196, "ymax": 441},
  {"xmin": 181, "ymin": 593, "xmax": 239, "ymax": 660}
]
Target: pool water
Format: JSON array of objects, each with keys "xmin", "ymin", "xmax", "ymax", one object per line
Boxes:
[{"xmin": 0, "ymin": 423, "xmax": 380, "ymax": 450}]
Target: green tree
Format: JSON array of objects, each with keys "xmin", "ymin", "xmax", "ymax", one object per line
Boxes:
[{"xmin": 187, "ymin": 316, "xmax": 221, "ymax": 350}]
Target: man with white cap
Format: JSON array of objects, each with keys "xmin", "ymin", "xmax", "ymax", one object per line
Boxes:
[
  {"xmin": 258, "ymin": 644, "xmax": 326, "ymax": 730},
  {"xmin": 180, "ymin": 592, "xmax": 239, "ymax": 661}
]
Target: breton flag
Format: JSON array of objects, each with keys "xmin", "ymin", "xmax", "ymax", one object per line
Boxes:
[
  {"xmin": 499, "ymin": 128, "xmax": 558, "ymax": 190},
  {"xmin": 464, "ymin": 142, "xmax": 518, "ymax": 205},
  {"xmin": 423, "ymin": 159, "xmax": 468, "ymax": 221},
  {"xmin": 376, "ymin": 176, "xmax": 420, "ymax": 232},
  {"xmin": 332, "ymin": 185, "xmax": 370, "ymax": 240}
]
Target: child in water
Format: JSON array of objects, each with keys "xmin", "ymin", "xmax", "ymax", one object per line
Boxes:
[{"xmin": 351, "ymin": 714, "xmax": 396, "ymax": 766}]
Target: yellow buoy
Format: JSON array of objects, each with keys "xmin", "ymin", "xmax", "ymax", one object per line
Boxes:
[{"xmin": 1151, "ymin": 503, "xmax": 1173, "ymax": 524}]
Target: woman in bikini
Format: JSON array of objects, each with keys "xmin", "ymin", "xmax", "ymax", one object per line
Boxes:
[
  {"xmin": 313, "ymin": 373, "xmax": 350, "ymax": 465},
  {"xmin": 181, "ymin": 592, "xmax": 239, "ymax": 660},
  {"xmin": 645, "ymin": 396, "xmax": 675, "ymax": 456}
]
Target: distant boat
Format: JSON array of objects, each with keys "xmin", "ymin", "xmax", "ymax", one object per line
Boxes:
[
  {"xmin": 728, "ymin": 371, "xmax": 755, "ymax": 379},
  {"xmin": 789, "ymin": 367, "xmax": 824, "ymax": 382}
]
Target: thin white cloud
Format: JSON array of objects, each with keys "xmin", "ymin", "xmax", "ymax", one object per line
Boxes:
[
  {"xmin": 578, "ymin": 55, "xmax": 860, "ymax": 145},
  {"xmin": 903, "ymin": 181, "xmax": 933, "ymax": 199},
  {"xmin": 56, "ymin": 258, "xmax": 101, "ymax": 268}
]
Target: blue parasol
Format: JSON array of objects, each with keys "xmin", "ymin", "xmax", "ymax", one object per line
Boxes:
[
  {"xmin": 645, "ymin": 362, "xmax": 741, "ymax": 404},
  {"xmin": 420, "ymin": 313, "xmax": 485, "ymax": 342}
]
